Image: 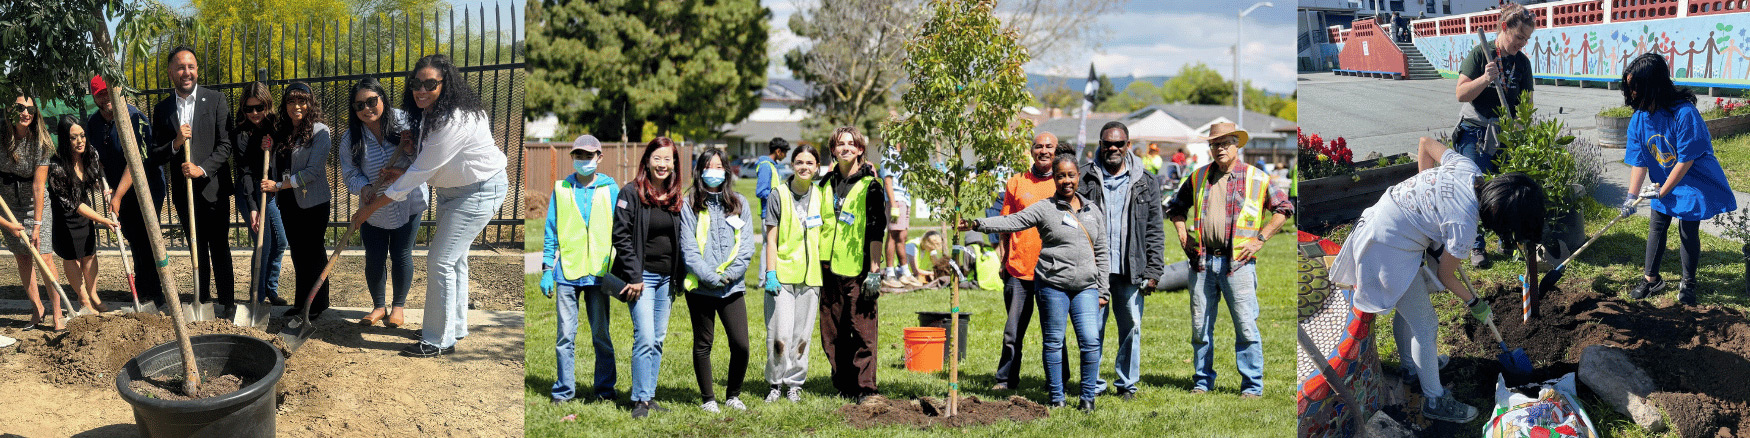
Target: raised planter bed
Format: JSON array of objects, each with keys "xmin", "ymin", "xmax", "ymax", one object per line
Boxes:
[
  {"xmin": 1596, "ymin": 114, "xmax": 1629, "ymax": 148},
  {"xmin": 1706, "ymin": 113, "xmax": 1750, "ymax": 139},
  {"xmin": 1298, "ymin": 154, "xmax": 1418, "ymax": 235}
]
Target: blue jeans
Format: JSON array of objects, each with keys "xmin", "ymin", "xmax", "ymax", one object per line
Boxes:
[
  {"xmin": 1189, "ymin": 255, "xmax": 1263, "ymax": 395},
  {"xmin": 553, "ymin": 283, "xmax": 616, "ymax": 401},
  {"xmin": 630, "ymin": 271, "xmax": 674, "ymax": 402},
  {"xmin": 1039, "ymin": 283, "xmax": 1104, "ymax": 403},
  {"xmin": 252, "ymin": 198, "xmax": 287, "ymax": 301},
  {"xmin": 1455, "ymin": 124, "xmax": 1499, "ymax": 251},
  {"xmin": 1096, "ymin": 275, "xmax": 1144, "ymax": 393},
  {"xmin": 422, "ymin": 171, "xmax": 508, "ymax": 349},
  {"xmin": 362, "ymin": 214, "xmax": 420, "ymax": 308}
]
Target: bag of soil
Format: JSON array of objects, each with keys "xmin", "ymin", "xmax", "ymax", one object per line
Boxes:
[{"xmin": 1484, "ymin": 373, "xmax": 1598, "ymax": 438}]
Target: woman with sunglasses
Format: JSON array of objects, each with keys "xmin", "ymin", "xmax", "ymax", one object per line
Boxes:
[
  {"xmin": 353, "ymin": 54, "xmax": 508, "ymax": 357},
  {"xmin": 341, "ymin": 78, "xmax": 423, "ymax": 327},
  {"xmin": 259, "ymin": 82, "xmax": 333, "ymax": 320},
  {"xmin": 2, "ymin": 95, "xmax": 57, "ymax": 330},
  {"xmin": 233, "ymin": 81, "xmax": 289, "ymax": 307},
  {"xmin": 48, "ymin": 116, "xmax": 118, "ymax": 316}
]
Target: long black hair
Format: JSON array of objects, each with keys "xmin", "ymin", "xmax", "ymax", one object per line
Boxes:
[
  {"xmin": 50, "ymin": 115, "xmax": 103, "ymax": 203},
  {"xmin": 1477, "ymin": 172, "xmax": 1546, "ymax": 249},
  {"xmin": 403, "ymin": 54, "xmax": 483, "ymax": 131},
  {"xmin": 346, "ymin": 78, "xmax": 405, "ymax": 164},
  {"xmin": 688, "ymin": 147, "xmax": 742, "ymax": 216},
  {"xmin": 274, "ymin": 82, "xmax": 325, "ymax": 148},
  {"xmin": 1622, "ymin": 53, "xmax": 1696, "ymax": 112}
]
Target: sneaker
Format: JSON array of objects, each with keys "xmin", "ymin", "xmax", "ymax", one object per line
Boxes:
[
  {"xmin": 766, "ymin": 387, "xmax": 782, "ymax": 403},
  {"xmin": 1469, "ymin": 252, "xmax": 1490, "ymax": 269},
  {"xmin": 1630, "ymin": 277, "xmax": 1666, "ymax": 300},
  {"xmin": 902, "ymin": 275, "xmax": 924, "ymax": 287},
  {"xmin": 399, "ymin": 342, "xmax": 454, "ymax": 357},
  {"xmin": 724, "ymin": 397, "xmax": 747, "ymax": 410},
  {"xmin": 1402, "ymin": 354, "xmax": 1452, "ymax": 388},
  {"xmin": 991, "ymin": 382, "xmax": 1011, "ymax": 391},
  {"xmin": 1078, "ymin": 398, "xmax": 1096, "ymax": 412},
  {"xmin": 1677, "ymin": 281, "xmax": 1698, "ymax": 305},
  {"xmin": 1422, "ymin": 391, "xmax": 1479, "ymax": 423},
  {"xmin": 631, "ymin": 401, "xmax": 652, "ymax": 418},
  {"xmin": 881, "ymin": 278, "xmax": 906, "ymax": 289},
  {"xmin": 1189, "ymin": 388, "xmax": 1208, "ymax": 395},
  {"xmin": 786, "ymin": 386, "xmax": 802, "ymax": 402},
  {"xmin": 701, "ymin": 400, "xmax": 721, "ymax": 413}
]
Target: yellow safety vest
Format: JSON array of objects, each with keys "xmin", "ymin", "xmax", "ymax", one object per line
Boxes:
[
  {"xmin": 1188, "ymin": 164, "xmax": 1271, "ymax": 253},
  {"xmin": 554, "ymin": 179, "xmax": 616, "ymax": 280},
  {"xmin": 772, "ymin": 181, "xmax": 825, "ymax": 286},
  {"xmin": 819, "ymin": 176, "xmax": 876, "ymax": 276},
  {"xmin": 683, "ymin": 205, "xmax": 746, "ymax": 291}
]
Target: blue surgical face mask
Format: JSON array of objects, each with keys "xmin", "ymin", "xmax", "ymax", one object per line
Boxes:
[
  {"xmin": 573, "ymin": 158, "xmax": 597, "ymax": 177},
  {"xmin": 702, "ymin": 168, "xmax": 726, "ymax": 188}
]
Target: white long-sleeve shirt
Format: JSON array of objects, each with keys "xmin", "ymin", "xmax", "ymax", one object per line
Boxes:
[{"xmin": 382, "ymin": 110, "xmax": 506, "ymax": 201}]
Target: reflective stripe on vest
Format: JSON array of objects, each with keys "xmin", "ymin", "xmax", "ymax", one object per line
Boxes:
[
  {"xmin": 555, "ymin": 180, "xmax": 615, "ymax": 280},
  {"xmin": 773, "ymin": 181, "xmax": 824, "ymax": 286},
  {"xmin": 683, "ymin": 206, "xmax": 746, "ymax": 291},
  {"xmin": 819, "ymin": 176, "xmax": 875, "ymax": 276},
  {"xmin": 1187, "ymin": 165, "xmax": 1271, "ymax": 252}
]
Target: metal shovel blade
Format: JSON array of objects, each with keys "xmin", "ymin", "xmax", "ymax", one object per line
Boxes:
[
  {"xmin": 248, "ymin": 301, "xmax": 271, "ymax": 329},
  {"xmin": 279, "ymin": 313, "xmax": 315, "ymax": 354},
  {"xmin": 132, "ymin": 302, "xmax": 159, "ymax": 315},
  {"xmin": 186, "ymin": 301, "xmax": 215, "ymax": 322},
  {"xmin": 231, "ymin": 300, "xmax": 254, "ymax": 326}
]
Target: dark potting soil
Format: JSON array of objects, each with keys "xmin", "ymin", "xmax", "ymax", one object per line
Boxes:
[
  {"xmin": 838, "ymin": 395, "xmax": 1048, "ymax": 429},
  {"xmin": 12, "ymin": 313, "xmax": 287, "ymax": 388},
  {"xmin": 1437, "ymin": 279, "xmax": 1750, "ymax": 438},
  {"xmin": 127, "ymin": 373, "xmax": 252, "ymax": 400}
]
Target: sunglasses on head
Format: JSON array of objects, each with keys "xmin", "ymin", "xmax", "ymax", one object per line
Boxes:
[
  {"xmin": 352, "ymin": 95, "xmax": 381, "ymax": 112},
  {"xmin": 243, "ymin": 104, "xmax": 268, "ymax": 114},
  {"xmin": 414, "ymin": 78, "xmax": 443, "ymax": 92}
]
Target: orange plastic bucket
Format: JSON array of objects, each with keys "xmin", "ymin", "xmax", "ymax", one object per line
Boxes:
[{"xmin": 902, "ymin": 327, "xmax": 947, "ymax": 372}]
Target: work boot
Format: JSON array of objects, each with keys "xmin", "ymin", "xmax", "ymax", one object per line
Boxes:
[
  {"xmin": 1630, "ymin": 277, "xmax": 1666, "ymax": 300},
  {"xmin": 1422, "ymin": 390, "xmax": 1479, "ymax": 423},
  {"xmin": 1677, "ymin": 281, "xmax": 1698, "ymax": 305},
  {"xmin": 1078, "ymin": 398, "xmax": 1096, "ymax": 412}
]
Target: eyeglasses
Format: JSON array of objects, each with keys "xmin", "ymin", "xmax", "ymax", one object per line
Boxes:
[
  {"xmin": 11, "ymin": 103, "xmax": 34, "ymax": 114},
  {"xmin": 242, "ymin": 104, "xmax": 268, "ymax": 114},
  {"xmin": 414, "ymin": 79, "xmax": 444, "ymax": 92},
  {"xmin": 1209, "ymin": 139, "xmax": 1239, "ymax": 150},
  {"xmin": 352, "ymin": 95, "xmax": 381, "ymax": 112}
]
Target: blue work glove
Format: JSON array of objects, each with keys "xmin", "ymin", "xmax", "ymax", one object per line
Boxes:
[
  {"xmin": 1620, "ymin": 195, "xmax": 1639, "ymax": 217},
  {"xmin": 540, "ymin": 267, "xmax": 556, "ymax": 298},
  {"xmin": 764, "ymin": 271, "xmax": 780, "ymax": 295}
]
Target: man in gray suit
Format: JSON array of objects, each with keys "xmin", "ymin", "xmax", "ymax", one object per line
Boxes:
[{"xmin": 153, "ymin": 46, "xmax": 236, "ymax": 315}]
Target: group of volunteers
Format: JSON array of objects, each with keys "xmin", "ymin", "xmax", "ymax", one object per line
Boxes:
[
  {"xmin": 1328, "ymin": 1, "xmax": 1735, "ymax": 425},
  {"xmin": 542, "ymin": 119, "xmax": 1295, "ymax": 417},
  {"xmin": 0, "ymin": 46, "xmax": 508, "ymax": 358}
]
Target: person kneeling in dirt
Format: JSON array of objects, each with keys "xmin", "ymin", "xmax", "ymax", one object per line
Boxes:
[
  {"xmin": 900, "ymin": 231, "xmax": 946, "ymax": 287},
  {"xmin": 960, "ymin": 155, "xmax": 1108, "ymax": 412},
  {"xmin": 1328, "ymin": 137, "xmax": 1545, "ymax": 423},
  {"xmin": 1618, "ymin": 53, "xmax": 1739, "ymax": 305}
]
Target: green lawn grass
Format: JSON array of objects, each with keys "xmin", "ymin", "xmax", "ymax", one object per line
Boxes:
[
  {"xmin": 1342, "ymin": 198, "xmax": 1748, "ymax": 438},
  {"xmin": 1714, "ymin": 133, "xmax": 1750, "ymax": 193},
  {"xmin": 524, "ymin": 213, "xmax": 1299, "ymax": 436}
]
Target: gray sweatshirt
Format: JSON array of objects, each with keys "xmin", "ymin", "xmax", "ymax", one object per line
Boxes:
[
  {"xmin": 679, "ymin": 191, "xmax": 758, "ymax": 298},
  {"xmin": 973, "ymin": 193, "xmax": 1109, "ymax": 300}
]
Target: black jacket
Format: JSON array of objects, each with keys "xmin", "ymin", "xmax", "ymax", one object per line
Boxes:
[
  {"xmin": 1077, "ymin": 156, "xmax": 1166, "ymax": 286},
  {"xmin": 152, "ymin": 87, "xmax": 233, "ymax": 203},
  {"xmin": 611, "ymin": 183, "xmax": 687, "ymax": 286}
]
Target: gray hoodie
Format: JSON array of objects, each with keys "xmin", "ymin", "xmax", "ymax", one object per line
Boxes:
[
  {"xmin": 973, "ymin": 193, "xmax": 1109, "ymax": 300},
  {"xmin": 679, "ymin": 191, "xmax": 758, "ymax": 298}
]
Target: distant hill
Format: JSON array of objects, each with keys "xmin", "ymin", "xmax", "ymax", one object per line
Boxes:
[{"xmin": 1025, "ymin": 73, "xmax": 1293, "ymax": 99}]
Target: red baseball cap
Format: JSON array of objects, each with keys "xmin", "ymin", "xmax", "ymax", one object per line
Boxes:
[{"xmin": 90, "ymin": 75, "xmax": 108, "ymax": 96}]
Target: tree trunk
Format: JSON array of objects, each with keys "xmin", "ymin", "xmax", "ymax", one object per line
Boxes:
[{"xmin": 947, "ymin": 209, "xmax": 961, "ymax": 417}]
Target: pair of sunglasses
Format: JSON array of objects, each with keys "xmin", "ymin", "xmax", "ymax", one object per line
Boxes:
[
  {"xmin": 243, "ymin": 104, "xmax": 268, "ymax": 114},
  {"xmin": 352, "ymin": 95, "xmax": 382, "ymax": 112},
  {"xmin": 414, "ymin": 78, "xmax": 443, "ymax": 92},
  {"xmin": 11, "ymin": 103, "xmax": 34, "ymax": 114}
]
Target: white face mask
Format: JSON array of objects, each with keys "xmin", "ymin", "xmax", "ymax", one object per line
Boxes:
[{"xmin": 701, "ymin": 168, "xmax": 726, "ymax": 188}]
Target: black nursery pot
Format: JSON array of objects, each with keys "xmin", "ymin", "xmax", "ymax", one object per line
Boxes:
[{"xmin": 115, "ymin": 334, "xmax": 285, "ymax": 438}]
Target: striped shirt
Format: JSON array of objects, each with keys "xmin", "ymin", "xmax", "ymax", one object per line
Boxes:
[{"xmin": 341, "ymin": 122, "xmax": 427, "ymax": 229}]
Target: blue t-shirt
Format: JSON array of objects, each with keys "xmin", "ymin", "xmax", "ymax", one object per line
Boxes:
[{"xmin": 1624, "ymin": 102, "xmax": 1737, "ymax": 221}]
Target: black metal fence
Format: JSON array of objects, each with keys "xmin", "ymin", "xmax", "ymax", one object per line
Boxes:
[{"xmin": 98, "ymin": 4, "xmax": 525, "ymax": 246}]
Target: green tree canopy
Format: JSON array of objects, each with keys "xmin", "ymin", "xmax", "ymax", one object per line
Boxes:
[{"xmin": 528, "ymin": 0, "xmax": 769, "ymax": 141}]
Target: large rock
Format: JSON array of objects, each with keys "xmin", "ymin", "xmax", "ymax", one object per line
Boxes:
[
  {"xmin": 1578, "ymin": 345, "xmax": 1666, "ymax": 432},
  {"xmin": 1362, "ymin": 411, "xmax": 1415, "ymax": 438}
]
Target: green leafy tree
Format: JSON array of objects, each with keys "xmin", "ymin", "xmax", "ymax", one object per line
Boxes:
[
  {"xmin": 883, "ymin": 0, "xmax": 1031, "ymax": 415},
  {"xmin": 1035, "ymin": 84, "xmax": 1081, "ymax": 111},
  {"xmin": 1092, "ymin": 73, "xmax": 1116, "ymax": 109},
  {"xmin": 784, "ymin": 0, "xmax": 921, "ymax": 143},
  {"xmin": 1159, "ymin": 62, "xmax": 1233, "ymax": 105},
  {"xmin": 1100, "ymin": 80, "xmax": 1163, "ymax": 113},
  {"xmin": 527, "ymin": 0, "xmax": 769, "ymax": 141}
]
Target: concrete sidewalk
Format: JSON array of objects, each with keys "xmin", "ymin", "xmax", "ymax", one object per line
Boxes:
[
  {"xmin": 0, "ymin": 298, "xmax": 524, "ymax": 328},
  {"xmin": 1300, "ymin": 72, "xmax": 1750, "ymax": 238}
]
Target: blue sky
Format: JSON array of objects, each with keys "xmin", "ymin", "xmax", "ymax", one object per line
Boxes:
[{"xmin": 766, "ymin": 0, "xmax": 1297, "ymax": 93}]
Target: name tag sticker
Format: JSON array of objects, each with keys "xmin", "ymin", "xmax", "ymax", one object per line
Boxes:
[
  {"xmin": 726, "ymin": 216, "xmax": 746, "ymax": 230},
  {"xmin": 1062, "ymin": 215, "xmax": 1080, "ymax": 228},
  {"xmin": 617, "ymin": 199, "xmax": 628, "ymax": 209},
  {"xmin": 803, "ymin": 215, "xmax": 824, "ymax": 228},
  {"xmin": 839, "ymin": 211, "xmax": 857, "ymax": 225}
]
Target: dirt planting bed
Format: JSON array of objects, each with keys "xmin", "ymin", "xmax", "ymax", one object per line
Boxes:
[
  {"xmin": 838, "ymin": 395, "xmax": 1049, "ymax": 429},
  {"xmin": 1435, "ymin": 279, "xmax": 1750, "ymax": 438}
]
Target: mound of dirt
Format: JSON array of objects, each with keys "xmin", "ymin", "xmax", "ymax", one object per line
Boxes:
[
  {"xmin": 1440, "ymin": 279, "xmax": 1750, "ymax": 438},
  {"xmin": 838, "ymin": 395, "xmax": 1049, "ymax": 429},
  {"xmin": 13, "ymin": 313, "xmax": 289, "ymax": 388},
  {"xmin": 128, "ymin": 373, "xmax": 250, "ymax": 400}
]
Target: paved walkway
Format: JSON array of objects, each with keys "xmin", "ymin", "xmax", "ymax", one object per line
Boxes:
[
  {"xmin": 0, "ymin": 298, "xmax": 524, "ymax": 327},
  {"xmin": 1300, "ymin": 72, "xmax": 1750, "ymax": 238}
]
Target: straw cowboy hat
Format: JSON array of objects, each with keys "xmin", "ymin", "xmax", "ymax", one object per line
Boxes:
[{"xmin": 1200, "ymin": 122, "xmax": 1250, "ymax": 148}]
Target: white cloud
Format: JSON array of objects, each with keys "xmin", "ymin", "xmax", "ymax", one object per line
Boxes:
[{"xmin": 1035, "ymin": 12, "xmax": 1296, "ymax": 93}]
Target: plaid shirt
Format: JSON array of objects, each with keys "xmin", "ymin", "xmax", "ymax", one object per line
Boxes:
[{"xmin": 1168, "ymin": 162, "xmax": 1295, "ymax": 247}]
